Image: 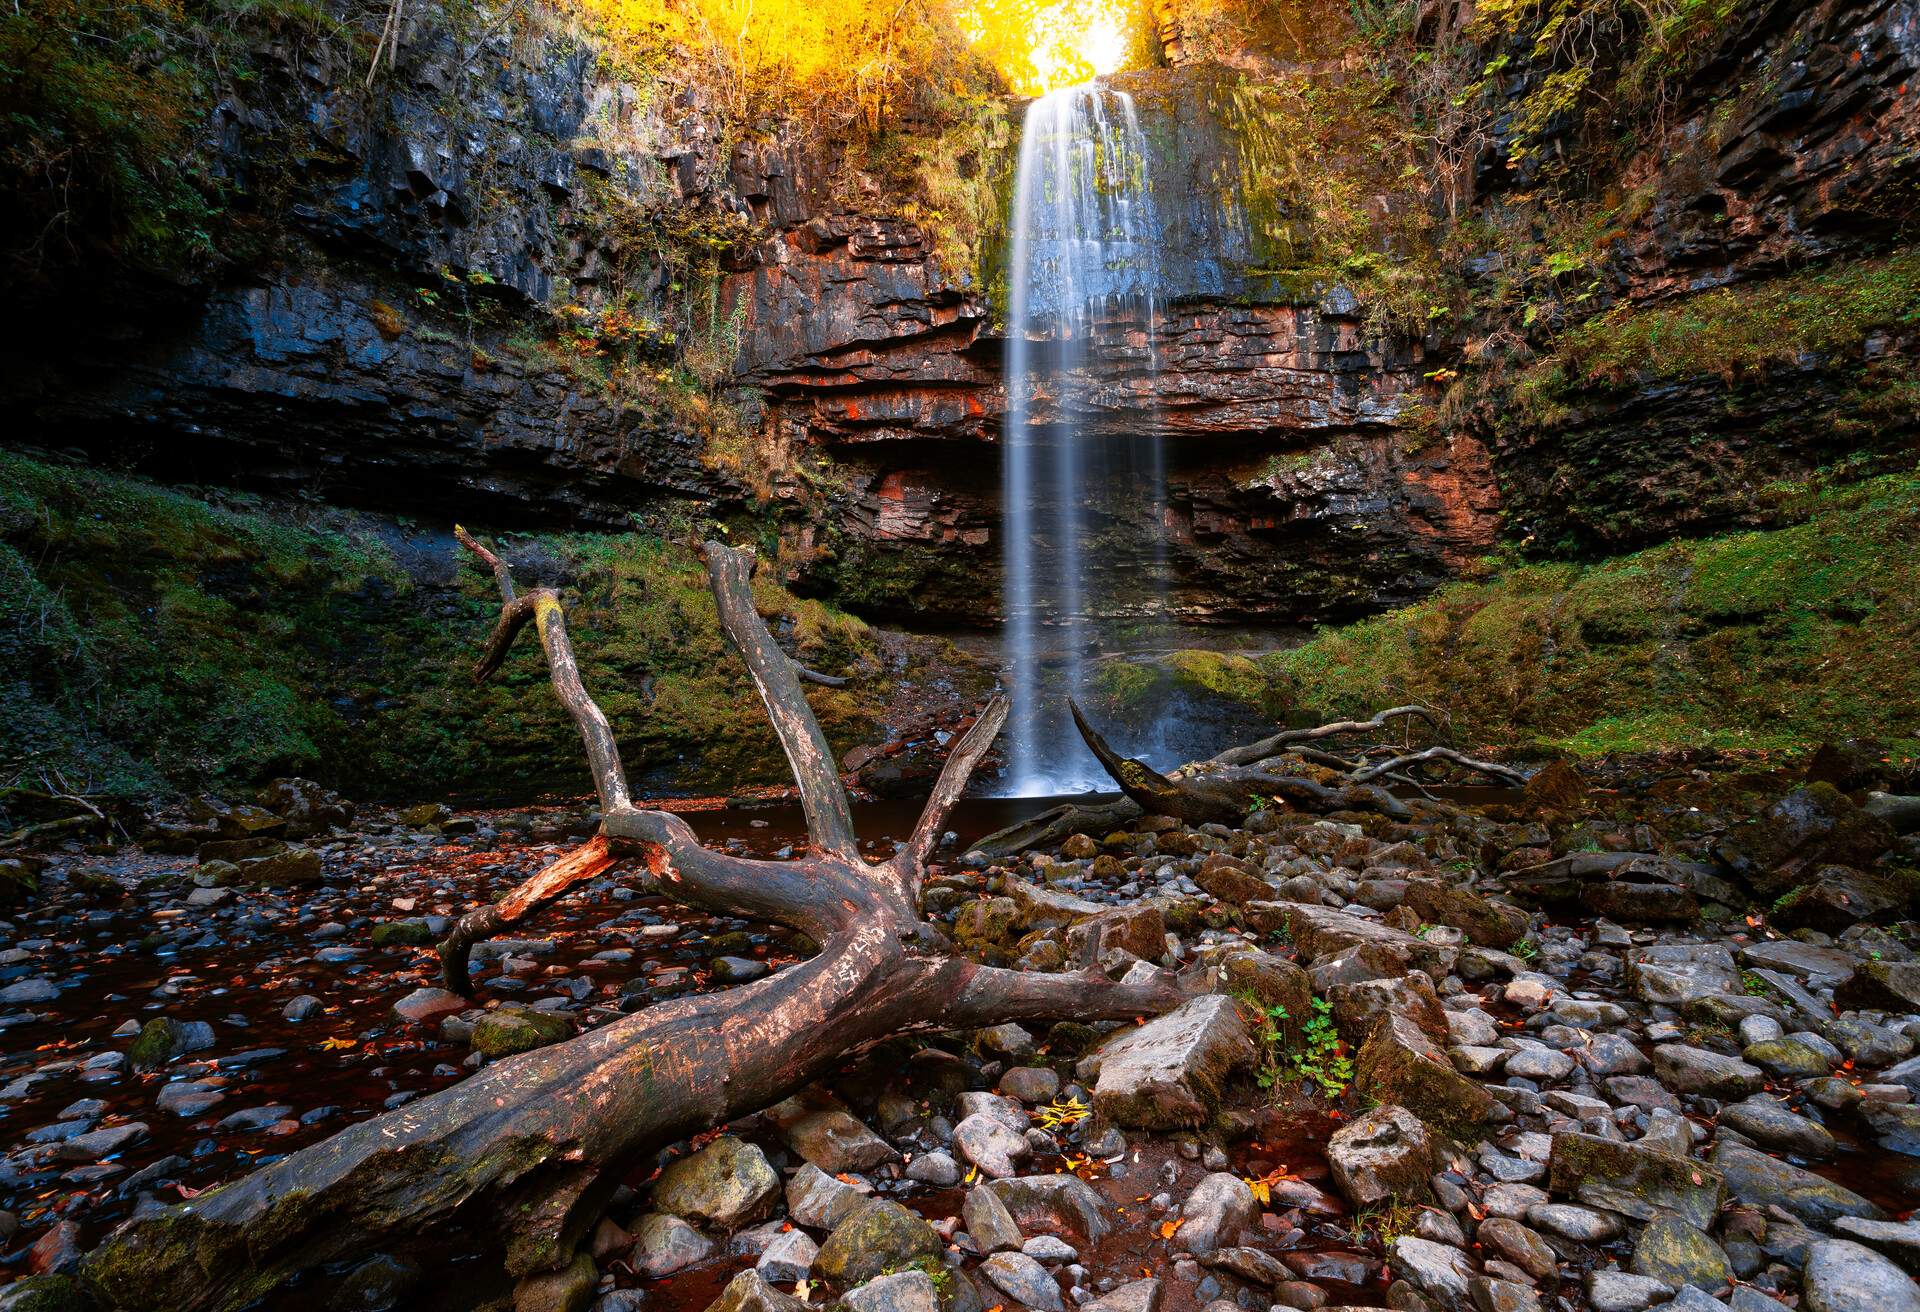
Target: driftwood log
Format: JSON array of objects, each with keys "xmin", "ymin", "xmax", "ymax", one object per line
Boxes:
[
  {"xmin": 81, "ymin": 536, "xmax": 1191, "ymax": 1312},
  {"xmin": 970, "ymin": 701, "xmax": 1526, "ymax": 859}
]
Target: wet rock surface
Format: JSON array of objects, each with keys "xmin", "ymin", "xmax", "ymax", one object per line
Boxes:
[{"xmin": 4, "ymin": 762, "xmax": 1920, "ymax": 1312}]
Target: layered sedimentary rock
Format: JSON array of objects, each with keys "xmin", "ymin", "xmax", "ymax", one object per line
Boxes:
[
  {"xmin": 730, "ymin": 217, "xmax": 1498, "ymax": 623},
  {"xmin": 1480, "ymin": 0, "xmax": 1920, "ymax": 552}
]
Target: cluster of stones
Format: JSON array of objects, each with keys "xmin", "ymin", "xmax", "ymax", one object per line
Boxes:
[
  {"xmin": 5, "ymin": 759, "xmax": 1920, "ymax": 1312},
  {"xmin": 498, "ymin": 765, "xmax": 1920, "ymax": 1312}
]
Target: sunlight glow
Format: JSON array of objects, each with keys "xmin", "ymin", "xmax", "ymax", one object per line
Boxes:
[{"xmin": 958, "ymin": 0, "xmax": 1144, "ymax": 96}]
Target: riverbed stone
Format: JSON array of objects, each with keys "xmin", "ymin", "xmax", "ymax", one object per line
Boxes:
[
  {"xmin": 844, "ymin": 1271, "xmax": 940, "ymax": 1312},
  {"xmin": 1651, "ymin": 1044, "xmax": 1764, "ymax": 1099},
  {"xmin": 512, "ymin": 1251, "xmax": 597, "ymax": 1312},
  {"xmin": 955, "ymin": 1112, "xmax": 1032, "ymax": 1178},
  {"xmin": 1711, "ymin": 1142, "xmax": 1884, "ymax": 1225},
  {"xmin": 1389, "ymin": 1236, "xmax": 1478, "ymax": 1311},
  {"xmin": 1081, "ymin": 1279, "xmax": 1161, "ymax": 1312},
  {"xmin": 1718, "ymin": 1096, "xmax": 1836, "ymax": 1159},
  {"xmin": 652, "ymin": 1137, "xmax": 780, "ymax": 1230},
  {"xmin": 1177, "ymin": 1172, "xmax": 1258, "ymax": 1258},
  {"xmin": 1743, "ymin": 1037, "xmax": 1834, "ymax": 1080},
  {"xmin": 1327, "ymin": 1104, "xmax": 1433, "ymax": 1206},
  {"xmin": 704, "ymin": 1271, "xmax": 810, "ymax": 1312},
  {"xmin": 1627, "ymin": 945, "xmax": 1739, "ymax": 1005},
  {"xmin": 1587, "ymin": 1272, "xmax": 1674, "ymax": 1312},
  {"xmin": 814, "ymin": 1200, "xmax": 939, "ymax": 1285},
  {"xmin": 1354, "ymin": 1013, "xmax": 1498, "ymax": 1133},
  {"xmin": 755, "ymin": 1228, "xmax": 817, "ymax": 1283},
  {"xmin": 1546, "ymin": 1132, "xmax": 1723, "ymax": 1231},
  {"xmin": 985, "ymin": 1174, "xmax": 1113, "ymax": 1242},
  {"xmin": 1803, "ymin": 1239, "xmax": 1920, "ymax": 1312},
  {"xmin": 390, "ymin": 986, "xmax": 467, "ymax": 1026},
  {"xmin": 1404, "ymin": 880, "xmax": 1529, "ymax": 948},
  {"xmin": 633, "ymin": 1213, "xmax": 715, "ymax": 1277},
  {"xmin": 781, "ymin": 1108, "xmax": 897, "ymax": 1174},
  {"xmin": 964, "ymin": 1184, "xmax": 1024, "ymax": 1253},
  {"xmin": 1477, "ymin": 1219, "xmax": 1556, "ymax": 1281},
  {"xmin": 787, "ymin": 1163, "xmax": 866, "ymax": 1231},
  {"xmin": 1630, "ymin": 1216, "xmax": 1729, "ymax": 1292},
  {"xmin": 1087, "ymin": 994, "xmax": 1255, "ymax": 1129},
  {"xmin": 980, "ymin": 1252, "xmax": 1064, "ymax": 1312}
]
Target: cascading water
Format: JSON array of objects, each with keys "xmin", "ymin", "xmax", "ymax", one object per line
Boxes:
[{"xmin": 1001, "ymin": 82, "xmax": 1167, "ymax": 796}]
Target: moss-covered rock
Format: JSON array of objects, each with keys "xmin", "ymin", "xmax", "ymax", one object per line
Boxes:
[
  {"xmin": 0, "ymin": 451, "xmax": 985, "ymax": 802},
  {"xmin": 1246, "ymin": 470, "xmax": 1920, "ymax": 764},
  {"xmin": 1629, "ymin": 1216, "xmax": 1730, "ymax": 1292},
  {"xmin": 1545, "ymin": 1132, "xmax": 1723, "ymax": 1230},
  {"xmin": 1352, "ymin": 1014, "xmax": 1496, "ymax": 1137},
  {"xmin": 370, "ymin": 920, "xmax": 434, "ymax": 947},
  {"xmin": 0, "ymin": 1274, "xmax": 88, "ymax": 1312},
  {"xmin": 512, "ymin": 1251, "xmax": 598, "ymax": 1312},
  {"xmin": 813, "ymin": 1200, "xmax": 941, "ymax": 1285},
  {"xmin": 469, "ymin": 1007, "xmax": 572, "ymax": 1059},
  {"xmin": 651, "ymin": 1136, "xmax": 780, "ymax": 1230}
]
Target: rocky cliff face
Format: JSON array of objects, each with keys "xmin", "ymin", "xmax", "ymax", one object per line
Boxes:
[
  {"xmin": 2, "ymin": 0, "xmax": 1914, "ymax": 634},
  {"xmin": 732, "ymin": 220, "xmax": 1499, "ymax": 623},
  {"xmin": 1475, "ymin": 0, "xmax": 1920, "ymax": 553},
  {"xmin": 3, "ymin": 0, "xmax": 780, "ymax": 524}
]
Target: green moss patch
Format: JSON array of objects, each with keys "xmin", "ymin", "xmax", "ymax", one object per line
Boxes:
[
  {"xmin": 1100, "ymin": 468, "xmax": 1920, "ymax": 764},
  {"xmin": 0, "ymin": 452, "xmax": 969, "ymax": 802}
]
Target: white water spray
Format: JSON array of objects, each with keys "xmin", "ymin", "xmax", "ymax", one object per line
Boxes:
[{"xmin": 1001, "ymin": 83, "xmax": 1165, "ymax": 796}]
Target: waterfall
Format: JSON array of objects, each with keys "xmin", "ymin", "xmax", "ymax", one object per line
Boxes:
[{"xmin": 1001, "ymin": 82, "xmax": 1165, "ymax": 796}]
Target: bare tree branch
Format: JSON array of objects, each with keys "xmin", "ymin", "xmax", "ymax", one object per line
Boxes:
[{"xmin": 697, "ymin": 541, "xmax": 859, "ymax": 863}]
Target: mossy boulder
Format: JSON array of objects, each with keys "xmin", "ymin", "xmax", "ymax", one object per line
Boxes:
[
  {"xmin": 0, "ymin": 858, "xmax": 41, "ymax": 905},
  {"xmin": 1403, "ymin": 879, "xmax": 1529, "ymax": 948},
  {"xmin": 954, "ymin": 897, "xmax": 1021, "ymax": 949},
  {"xmin": 0, "ymin": 1274, "xmax": 88, "ymax": 1311},
  {"xmin": 1212, "ymin": 947, "xmax": 1313, "ymax": 1037},
  {"xmin": 469, "ymin": 1007, "xmax": 572, "ymax": 1059},
  {"xmin": 1710, "ymin": 1142, "xmax": 1884, "ymax": 1225},
  {"xmin": 652, "ymin": 1136, "xmax": 780, "ymax": 1230},
  {"xmin": 369, "ymin": 920, "xmax": 434, "ymax": 947},
  {"xmin": 1546, "ymin": 1132, "xmax": 1723, "ymax": 1230},
  {"xmin": 512, "ymin": 1251, "xmax": 598, "ymax": 1312},
  {"xmin": 234, "ymin": 845, "xmax": 322, "ymax": 886},
  {"xmin": 1629, "ymin": 1216, "xmax": 1730, "ymax": 1291},
  {"xmin": 1352, "ymin": 1014, "xmax": 1496, "ymax": 1136},
  {"xmin": 1716, "ymin": 785, "xmax": 1895, "ymax": 898},
  {"xmin": 127, "ymin": 1017, "xmax": 215, "ymax": 1071},
  {"xmin": 814, "ymin": 1199, "xmax": 941, "ymax": 1285},
  {"xmin": 1836, "ymin": 960, "xmax": 1920, "ymax": 1013},
  {"xmin": 398, "ymin": 803, "xmax": 450, "ymax": 829}
]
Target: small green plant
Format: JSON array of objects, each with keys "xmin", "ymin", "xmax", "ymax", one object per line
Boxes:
[
  {"xmin": 1510, "ymin": 937, "xmax": 1539, "ymax": 961},
  {"xmin": 1292, "ymin": 997, "xmax": 1354, "ymax": 1098},
  {"xmin": 1740, "ymin": 971, "xmax": 1775, "ymax": 999},
  {"xmin": 1351, "ymin": 1197, "xmax": 1415, "ymax": 1247},
  {"xmin": 1244, "ymin": 999, "xmax": 1293, "ymax": 1092},
  {"xmin": 908, "ymin": 1258, "xmax": 952, "ymax": 1294}
]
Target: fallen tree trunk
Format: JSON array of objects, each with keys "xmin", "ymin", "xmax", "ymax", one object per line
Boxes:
[
  {"xmin": 1068, "ymin": 701, "xmax": 1415, "ymax": 825},
  {"xmin": 82, "ymin": 537, "xmax": 1192, "ymax": 1312},
  {"xmin": 969, "ymin": 700, "xmax": 1529, "ymax": 858}
]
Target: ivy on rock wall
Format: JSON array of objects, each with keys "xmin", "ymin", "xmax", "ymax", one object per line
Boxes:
[{"xmin": 0, "ymin": 452, "xmax": 979, "ymax": 800}]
